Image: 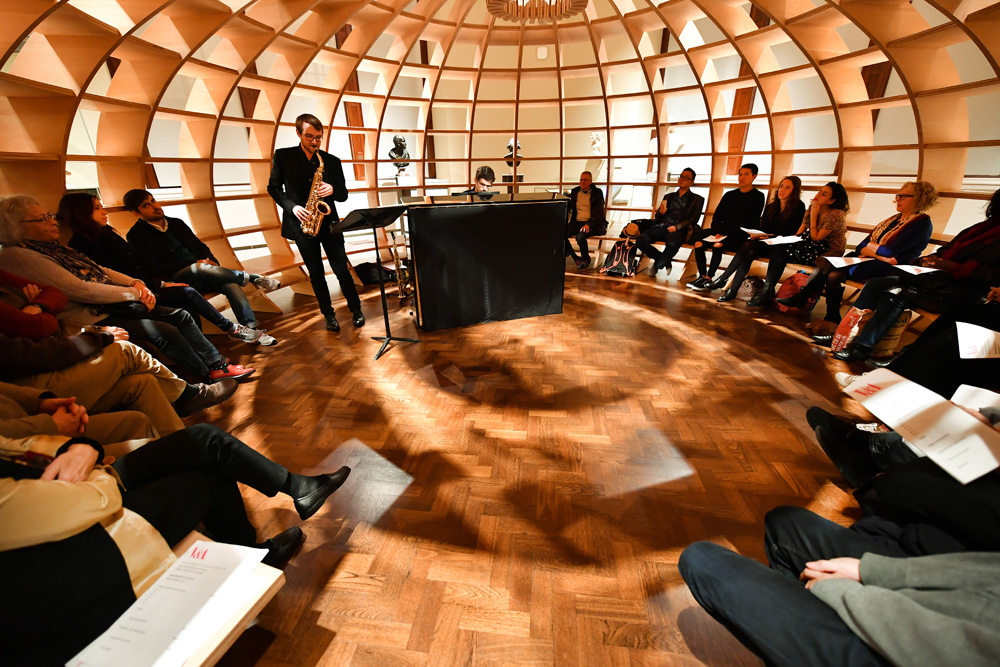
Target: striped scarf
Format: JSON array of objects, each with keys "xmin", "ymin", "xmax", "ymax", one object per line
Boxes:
[{"xmin": 22, "ymin": 239, "xmax": 111, "ymax": 284}]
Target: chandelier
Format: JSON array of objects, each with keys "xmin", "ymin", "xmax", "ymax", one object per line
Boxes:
[{"xmin": 486, "ymin": 0, "xmax": 589, "ymax": 24}]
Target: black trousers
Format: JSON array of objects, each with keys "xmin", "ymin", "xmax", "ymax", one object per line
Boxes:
[
  {"xmin": 693, "ymin": 234, "xmax": 746, "ymax": 277},
  {"xmin": 636, "ymin": 226, "xmax": 686, "ymax": 265},
  {"xmin": 296, "ymin": 230, "xmax": 361, "ymax": 316},
  {"xmin": 565, "ymin": 221, "xmax": 607, "ymax": 262},
  {"xmin": 112, "ymin": 423, "xmax": 289, "ymax": 547}
]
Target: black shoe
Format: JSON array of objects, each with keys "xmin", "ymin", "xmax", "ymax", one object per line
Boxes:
[
  {"xmin": 649, "ymin": 258, "xmax": 667, "ymax": 276},
  {"xmin": 717, "ymin": 289, "xmax": 738, "ymax": 303},
  {"xmin": 294, "ymin": 466, "xmax": 351, "ymax": 520},
  {"xmin": 746, "ymin": 284, "xmax": 774, "ymax": 308},
  {"xmin": 776, "ymin": 294, "xmax": 808, "ymax": 309},
  {"xmin": 580, "ymin": 258, "xmax": 592, "ymax": 270},
  {"xmin": 685, "ymin": 277, "xmax": 708, "ymax": 290},
  {"xmin": 325, "ymin": 314, "xmax": 340, "ymax": 332},
  {"xmin": 833, "ymin": 343, "xmax": 873, "ymax": 362},
  {"xmin": 174, "ymin": 379, "xmax": 238, "ymax": 417},
  {"xmin": 352, "ymin": 311, "xmax": 366, "ymax": 327},
  {"xmin": 865, "ymin": 356, "xmax": 896, "ymax": 369},
  {"xmin": 573, "ymin": 256, "xmax": 585, "ymax": 269},
  {"xmin": 260, "ymin": 526, "xmax": 305, "ymax": 568},
  {"xmin": 708, "ymin": 277, "xmax": 729, "ymax": 291},
  {"xmin": 805, "ymin": 407, "xmax": 858, "ymax": 441},
  {"xmin": 815, "ymin": 426, "xmax": 880, "ymax": 488},
  {"xmin": 811, "ymin": 333, "xmax": 835, "ymax": 346}
]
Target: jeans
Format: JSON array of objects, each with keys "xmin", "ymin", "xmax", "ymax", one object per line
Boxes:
[
  {"xmin": 172, "ymin": 263, "xmax": 257, "ymax": 328},
  {"xmin": 113, "ymin": 424, "xmax": 289, "ymax": 547},
  {"xmin": 156, "ymin": 285, "xmax": 234, "ymax": 331},
  {"xmin": 102, "ymin": 306, "xmax": 223, "ymax": 378},
  {"xmin": 679, "ymin": 541, "xmax": 889, "ymax": 667},
  {"xmin": 296, "ymin": 231, "xmax": 361, "ymax": 315}
]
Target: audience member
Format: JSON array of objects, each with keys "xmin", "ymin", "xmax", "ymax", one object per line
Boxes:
[
  {"xmin": 1, "ymin": 330, "xmax": 236, "ymax": 434},
  {"xmin": 781, "ymin": 182, "xmax": 937, "ymax": 323},
  {"xmin": 712, "ymin": 175, "xmax": 805, "ymax": 301},
  {"xmin": 747, "ymin": 182, "xmax": 849, "ymax": 308},
  {"xmin": 0, "ymin": 196, "xmax": 253, "ymax": 382},
  {"xmin": 61, "ymin": 193, "xmax": 276, "ymax": 345},
  {"xmin": 565, "ymin": 171, "xmax": 607, "ymax": 270},
  {"xmin": 832, "ymin": 188, "xmax": 1000, "ymax": 362},
  {"xmin": 1, "ymin": 424, "xmax": 351, "ymax": 665},
  {"xmin": 638, "ymin": 168, "xmax": 704, "ymax": 276},
  {"xmin": 687, "ymin": 163, "xmax": 765, "ymax": 290},
  {"xmin": 123, "ymin": 189, "xmax": 280, "ymax": 329}
]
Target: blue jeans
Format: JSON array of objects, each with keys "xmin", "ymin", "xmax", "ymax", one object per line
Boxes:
[
  {"xmin": 679, "ymin": 541, "xmax": 889, "ymax": 667},
  {"xmin": 171, "ymin": 263, "xmax": 257, "ymax": 328},
  {"xmin": 102, "ymin": 306, "xmax": 223, "ymax": 378},
  {"xmin": 157, "ymin": 285, "xmax": 234, "ymax": 331}
]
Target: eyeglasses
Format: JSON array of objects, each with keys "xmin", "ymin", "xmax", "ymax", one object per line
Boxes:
[
  {"xmin": 22, "ymin": 212, "xmax": 55, "ymax": 223},
  {"xmin": 678, "ymin": 175, "xmax": 693, "ymax": 181},
  {"xmin": 302, "ymin": 134, "xmax": 323, "ymax": 143},
  {"xmin": 894, "ymin": 194, "xmax": 915, "ymax": 201}
]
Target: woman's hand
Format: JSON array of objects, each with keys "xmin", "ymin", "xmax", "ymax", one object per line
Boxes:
[
  {"xmin": 922, "ymin": 255, "xmax": 959, "ymax": 272},
  {"xmin": 859, "ymin": 245, "xmax": 879, "ymax": 258},
  {"xmin": 135, "ymin": 286, "xmax": 156, "ymax": 310},
  {"xmin": 41, "ymin": 443, "xmax": 99, "ymax": 482},
  {"xmin": 99, "ymin": 326, "xmax": 129, "ymax": 341}
]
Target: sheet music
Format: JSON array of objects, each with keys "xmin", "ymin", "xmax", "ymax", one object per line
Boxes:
[
  {"xmin": 951, "ymin": 385, "xmax": 1000, "ymax": 411},
  {"xmin": 740, "ymin": 227, "xmax": 767, "ymax": 236},
  {"xmin": 825, "ymin": 256, "xmax": 874, "ymax": 268},
  {"xmin": 69, "ymin": 541, "xmax": 266, "ymax": 667},
  {"xmin": 956, "ymin": 322, "xmax": 1000, "ymax": 359},
  {"xmin": 700, "ymin": 234, "xmax": 726, "ymax": 243},
  {"xmin": 895, "ymin": 265, "xmax": 941, "ymax": 275},
  {"xmin": 844, "ymin": 369, "xmax": 1000, "ymax": 484},
  {"xmin": 763, "ymin": 235, "xmax": 801, "ymax": 245}
]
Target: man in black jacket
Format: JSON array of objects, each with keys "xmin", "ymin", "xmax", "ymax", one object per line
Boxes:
[
  {"xmin": 267, "ymin": 113, "xmax": 363, "ymax": 331},
  {"xmin": 565, "ymin": 171, "xmax": 607, "ymax": 270},
  {"xmin": 638, "ymin": 168, "xmax": 704, "ymax": 276},
  {"xmin": 122, "ymin": 190, "xmax": 280, "ymax": 330}
]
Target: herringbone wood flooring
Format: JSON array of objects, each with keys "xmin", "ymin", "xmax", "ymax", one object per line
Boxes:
[{"xmin": 202, "ymin": 273, "xmax": 866, "ymax": 667}]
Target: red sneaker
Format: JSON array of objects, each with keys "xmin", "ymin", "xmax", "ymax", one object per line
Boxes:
[{"xmin": 209, "ymin": 363, "xmax": 255, "ymax": 382}]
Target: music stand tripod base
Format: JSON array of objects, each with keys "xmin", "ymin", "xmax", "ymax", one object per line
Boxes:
[{"xmin": 336, "ymin": 204, "xmax": 421, "ymax": 361}]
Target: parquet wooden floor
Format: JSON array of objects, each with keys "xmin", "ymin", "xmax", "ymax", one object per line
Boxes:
[{"xmin": 202, "ymin": 272, "xmax": 867, "ymax": 667}]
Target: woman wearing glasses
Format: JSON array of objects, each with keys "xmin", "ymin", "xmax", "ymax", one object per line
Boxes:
[{"xmin": 777, "ymin": 182, "xmax": 938, "ymax": 325}]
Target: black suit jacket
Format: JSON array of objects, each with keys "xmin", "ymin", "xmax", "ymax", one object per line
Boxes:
[{"xmin": 267, "ymin": 146, "xmax": 348, "ymax": 241}]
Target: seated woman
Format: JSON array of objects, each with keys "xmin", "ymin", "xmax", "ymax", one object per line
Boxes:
[
  {"xmin": 0, "ymin": 424, "xmax": 350, "ymax": 665},
  {"xmin": 0, "ymin": 195, "xmax": 253, "ymax": 383},
  {"xmin": 778, "ymin": 181, "xmax": 937, "ymax": 323},
  {"xmin": 711, "ymin": 175, "xmax": 805, "ymax": 302},
  {"xmin": 833, "ymin": 187, "xmax": 1000, "ymax": 362},
  {"xmin": 746, "ymin": 182, "xmax": 850, "ymax": 308},
  {"xmin": 60, "ymin": 193, "xmax": 276, "ymax": 346}
]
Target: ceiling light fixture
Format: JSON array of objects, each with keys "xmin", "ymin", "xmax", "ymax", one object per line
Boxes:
[{"xmin": 486, "ymin": 0, "xmax": 588, "ymax": 24}]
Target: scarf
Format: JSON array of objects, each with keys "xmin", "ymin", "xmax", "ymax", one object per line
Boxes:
[
  {"xmin": 870, "ymin": 212, "xmax": 927, "ymax": 246},
  {"xmin": 22, "ymin": 239, "xmax": 111, "ymax": 284}
]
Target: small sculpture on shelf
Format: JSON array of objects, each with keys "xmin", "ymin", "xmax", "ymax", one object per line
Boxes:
[
  {"xmin": 505, "ymin": 137, "xmax": 522, "ymax": 168},
  {"xmin": 590, "ymin": 132, "xmax": 604, "ymax": 155},
  {"xmin": 388, "ymin": 135, "xmax": 410, "ymax": 172}
]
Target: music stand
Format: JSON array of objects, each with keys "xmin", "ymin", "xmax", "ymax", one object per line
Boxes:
[{"xmin": 334, "ymin": 205, "xmax": 421, "ymax": 360}]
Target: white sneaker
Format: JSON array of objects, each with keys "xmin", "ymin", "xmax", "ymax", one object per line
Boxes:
[
  {"xmin": 835, "ymin": 371, "xmax": 868, "ymax": 388},
  {"xmin": 229, "ymin": 324, "xmax": 264, "ymax": 344},
  {"xmin": 258, "ymin": 331, "xmax": 277, "ymax": 346},
  {"xmin": 252, "ymin": 274, "xmax": 281, "ymax": 291}
]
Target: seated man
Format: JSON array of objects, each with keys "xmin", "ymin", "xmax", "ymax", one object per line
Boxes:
[
  {"xmin": 2, "ymin": 330, "xmax": 236, "ymax": 435},
  {"xmin": 637, "ymin": 168, "xmax": 704, "ymax": 276},
  {"xmin": 1, "ymin": 381, "xmax": 154, "ymax": 447},
  {"xmin": 1, "ymin": 424, "xmax": 351, "ymax": 665},
  {"xmin": 472, "ymin": 165, "xmax": 496, "ymax": 199},
  {"xmin": 565, "ymin": 171, "xmax": 607, "ymax": 270},
  {"xmin": 680, "ymin": 543, "xmax": 1000, "ymax": 667},
  {"xmin": 687, "ymin": 163, "xmax": 765, "ymax": 290},
  {"xmin": 122, "ymin": 189, "xmax": 280, "ymax": 330}
]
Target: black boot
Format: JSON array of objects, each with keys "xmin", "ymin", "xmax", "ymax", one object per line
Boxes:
[{"xmin": 746, "ymin": 282, "xmax": 775, "ymax": 308}]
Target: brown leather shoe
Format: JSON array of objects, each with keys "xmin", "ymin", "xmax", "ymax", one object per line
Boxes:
[{"xmin": 174, "ymin": 379, "xmax": 238, "ymax": 417}]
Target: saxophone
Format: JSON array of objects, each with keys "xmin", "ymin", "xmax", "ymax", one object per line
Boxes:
[{"xmin": 301, "ymin": 153, "xmax": 332, "ymax": 236}]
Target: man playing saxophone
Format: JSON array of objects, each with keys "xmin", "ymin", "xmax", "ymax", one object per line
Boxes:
[{"xmin": 267, "ymin": 113, "xmax": 365, "ymax": 331}]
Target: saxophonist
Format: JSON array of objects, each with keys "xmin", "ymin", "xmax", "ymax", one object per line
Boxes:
[{"xmin": 268, "ymin": 113, "xmax": 364, "ymax": 331}]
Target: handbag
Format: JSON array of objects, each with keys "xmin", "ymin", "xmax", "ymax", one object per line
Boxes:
[{"xmin": 736, "ymin": 276, "xmax": 765, "ymax": 301}]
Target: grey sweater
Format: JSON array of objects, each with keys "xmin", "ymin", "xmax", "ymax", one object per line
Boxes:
[
  {"xmin": 0, "ymin": 246, "xmax": 140, "ymax": 326},
  {"xmin": 811, "ymin": 552, "xmax": 1000, "ymax": 666}
]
